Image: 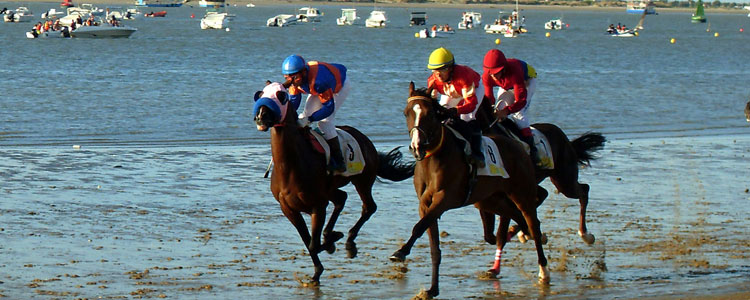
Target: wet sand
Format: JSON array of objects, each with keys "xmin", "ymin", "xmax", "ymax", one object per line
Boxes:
[{"xmin": 1, "ymin": 134, "xmax": 750, "ymax": 299}]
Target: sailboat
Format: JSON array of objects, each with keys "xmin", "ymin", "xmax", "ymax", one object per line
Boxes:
[
  {"xmin": 692, "ymin": 0, "xmax": 706, "ymax": 23},
  {"xmin": 504, "ymin": 0, "xmax": 525, "ymax": 37}
]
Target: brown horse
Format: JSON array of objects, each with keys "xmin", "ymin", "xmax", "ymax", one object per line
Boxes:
[
  {"xmin": 474, "ymin": 98, "xmax": 606, "ymax": 256},
  {"xmin": 254, "ymin": 85, "xmax": 414, "ymax": 285},
  {"xmin": 389, "ymin": 82, "xmax": 549, "ymax": 299}
]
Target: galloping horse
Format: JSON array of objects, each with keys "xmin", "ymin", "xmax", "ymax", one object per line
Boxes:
[
  {"xmin": 253, "ymin": 83, "xmax": 414, "ymax": 285},
  {"xmin": 390, "ymin": 82, "xmax": 549, "ymax": 299},
  {"xmin": 474, "ymin": 97, "xmax": 606, "ymax": 255}
]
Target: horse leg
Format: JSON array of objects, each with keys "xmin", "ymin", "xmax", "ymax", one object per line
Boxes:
[
  {"xmin": 487, "ymin": 215, "xmax": 510, "ymax": 276},
  {"xmin": 423, "ymin": 217, "xmax": 442, "ymax": 298},
  {"xmin": 347, "ymin": 181, "xmax": 377, "ymax": 258},
  {"xmin": 321, "ymin": 189, "xmax": 347, "ymax": 254},
  {"xmin": 479, "ymin": 210, "xmax": 496, "ymax": 245},
  {"xmin": 551, "ymin": 177, "xmax": 595, "ymax": 245},
  {"xmin": 281, "ymin": 207, "xmax": 324, "ymax": 285},
  {"xmin": 519, "ymin": 206, "xmax": 550, "ymax": 284},
  {"xmin": 390, "ymin": 199, "xmax": 446, "ymax": 262},
  {"xmin": 513, "ymin": 186, "xmax": 550, "ymax": 244}
]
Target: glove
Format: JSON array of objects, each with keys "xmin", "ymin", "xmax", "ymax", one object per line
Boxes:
[
  {"xmin": 297, "ymin": 117, "xmax": 311, "ymax": 128},
  {"xmin": 446, "ymin": 107, "xmax": 458, "ymax": 118}
]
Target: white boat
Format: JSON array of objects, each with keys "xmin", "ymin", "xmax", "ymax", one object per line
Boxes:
[
  {"xmin": 200, "ymin": 8, "xmax": 228, "ymax": 29},
  {"xmin": 26, "ymin": 27, "xmax": 72, "ymax": 38},
  {"xmin": 544, "ymin": 19, "xmax": 565, "ymax": 30},
  {"xmin": 199, "ymin": 0, "xmax": 225, "ymax": 8},
  {"xmin": 626, "ymin": 0, "xmax": 656, "ymax": 15},
  {"xmin": 41, "ymin": 8, "xmax": 65, "ymax": 20},
  {"xmin": 365, "ymin": 10, "xmax": 386, "ymax": 28},
  {"xmin": 71, "ymin": 23, "xmax": 137, "ymax": 38},
  {"xmin": 3, "ymin": 7, "xmax": 34, "ymax": 23},
  {"xmin": 336, "ymin": 8, "xmax": 357, "ymax": 26},
  {"xmin": 486, "ymin": 2, "xmax": 525, "ymax": 37},
  {"xmin": 246, "ymin": 3, "xmax": 255, "ymax": 7},
  {"xmin": 267, "ymin": 14, "xmax": 297, "ymax": 27},
  {"xmin": 297, "ymin": 7, "xmax": 322, "ymax": 22},
  {"xmin": 416, "ymin": 28, "xmax": 455, "ymax": 39},
  {"xmin": 67, "ymin": 4, "xmax": 104, "ymax": 17},
  {"xmin": 457, "ymin": 11, "xmax": 481, "ymax": 29}
]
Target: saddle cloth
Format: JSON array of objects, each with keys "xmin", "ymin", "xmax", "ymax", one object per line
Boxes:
[
  {"xmin": 444, "ymin": 126, "xmax": 509, "ymax": 178},
  {"xmin": 309, "ymin": 128, "xmax": 365, "ymax": 176},
  {"xmin": 496, "ymin": 122, "xmax": 555, "ymax": 169}
]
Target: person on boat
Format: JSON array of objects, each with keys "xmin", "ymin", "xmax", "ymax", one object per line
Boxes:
[
  {"xmin": 426, "ymin": 47, "xmax": 486, "ymax": 168},
  {"xmin": 482, "ymin": 48, "xmax": 540, "ymax": 166},
  {"xmin": 53, "ymin": 19, "xmax": 62, "ymax": 31},
  {"xmin": 281, "ymin": 54, "xmax": 350, "ymax": 173}
]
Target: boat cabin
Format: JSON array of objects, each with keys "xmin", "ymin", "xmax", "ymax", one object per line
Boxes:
[{"xmin": 410, "ymin": 11, "xmax": 426, "ymax": 26}]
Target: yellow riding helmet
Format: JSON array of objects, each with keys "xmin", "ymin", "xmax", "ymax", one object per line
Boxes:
[{"xmin": 427, "ymin": 47, "xmax": 455, "ymax": 70}]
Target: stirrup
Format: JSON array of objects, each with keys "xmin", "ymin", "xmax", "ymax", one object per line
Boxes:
[{"xmin": 329, "ymin": 159, "xmax": 347, "ymax": 173}]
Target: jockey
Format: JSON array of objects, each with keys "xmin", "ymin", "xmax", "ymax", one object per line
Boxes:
[
  {"xmin": 281, "ymin": 54, "xmax": 350, "ymax": 173},
  {"xmin": 482, "ymin": 48, "xmax": 540, "ymax": 166},
  {"xmin": 426, "ymin": 47, "xmax": 485, "ymax": 168}
]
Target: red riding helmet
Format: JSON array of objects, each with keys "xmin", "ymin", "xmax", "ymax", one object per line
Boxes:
[{"xmin": 483, "ymin": 49, "xmax": 508, "ymax": 75}]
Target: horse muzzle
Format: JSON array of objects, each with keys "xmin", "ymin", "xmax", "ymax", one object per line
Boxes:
[{"xmin": 409, "ymin": 144, "xmax": 426, "ymax": 161}]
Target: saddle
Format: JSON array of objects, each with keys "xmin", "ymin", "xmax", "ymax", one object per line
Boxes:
[
  {"xmin": 303, "ymin": 127, "xmax": 366, "ymax": 176},
  {"xmin": 493, "ymin": 119, "xmax": 555, "ymax": 169}
]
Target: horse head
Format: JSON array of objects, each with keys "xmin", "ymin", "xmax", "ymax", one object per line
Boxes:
[
  {"xmin": 404, "ymin": 81, "xmax": 450, "ymax": 160},
  {"xmin": 253, "ymin": 82, "xmax": 292, "ymax": 131}
]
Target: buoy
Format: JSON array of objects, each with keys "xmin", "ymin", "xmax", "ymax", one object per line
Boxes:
[
  {"xmin": 494, "ymin": 38, "xmax": 500, "ymax": 45},
  {"xmin": 415, "ymin": 32, "xmax": 419, "ymax": 38},
  {"xmin": 634, "ymin": 31, "xmax": 639, "ymax": 36},
  {"xmin": 226, "ymin": 27, "xmax": 230, "ymax": 32},
  {"xmin": 670, "ymin": 38, "xmax": 676, "ymax": 44},
  {"xmin": 740, "ymin": 28, "xmax": 744, "ymax": 32},
  {"xmin": 73, "ymin": 145, "xmax": 81, "ymax": 149},
  {"xmin": 545, "ymin": 32, "xmax": 550, "ymax": 37},
  {"xmin": 190, "ymin": 13, "xmax": 194, "ymax": 18},
  {"xmin": 714, "ymin": 32, "xmax": 719, "ymax": 37},
  {"xmin": 565, "ymin": 23, "xmax": 569, "ymax": 28}
]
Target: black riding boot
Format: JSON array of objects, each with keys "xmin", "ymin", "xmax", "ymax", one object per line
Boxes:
[
  {"xmin": 521, "ymin": 135, "xmax": 540, "ymax": 166},
  {"xmin": 469, "ymin": 121, "xmax": 486, "ymax": 169},
  {"xmin": 327, "ymin": 136, "xmax": 347, "ymax": 173}
]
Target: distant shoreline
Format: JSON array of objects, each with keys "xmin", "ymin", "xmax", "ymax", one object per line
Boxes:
[{"xmin": 2, "ymin": 0, "xmax": 746, "ymax": 14}]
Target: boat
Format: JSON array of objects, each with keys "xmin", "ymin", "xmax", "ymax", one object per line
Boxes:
[
  {"xmin": 297, "ymin": 7, "xmax": 322, "ymax": 22},
  {"xmin": 3, "ymin": 7, "xmax": 34, "ymax": 23},
  {"xmin": 606, "ymin": 24, "xmax": 635, "ymax": 37},
  {"xmin": 416, "ymin": 27, "xmax": 455, "ymax": 39},
  {"xmin": 61, "ymin": 0, "xmax": 74, "ymax": 7},
  {"xmin": 409, "ymin": 11, "xmax": 426, "ymax": 26},
  {"xmin": 336, "ymin": 8, "xmax": 357, "ymax": 26},
  {"xmin": 692, "ymin": 0, "xmax": 706, "ymax": 23},
  {"xmin": 134, "ymin": 0, "xmax": 182, "ymax": 8},
  {"xmin": 267, "ymin": 14, "xmax": 297, "ymax": 27},
  {"xmin": 246, "ymin": 3, "xmax": 255, "ymax": 8},
  {"xmin": 144, "ymin": 10, "xmax": 167, "ymax": 17},
  {"xmin": 41, "ymin": 8, "xmax": 65, "ymax": 20},
  {"xmin": 67, "ymin": 4, "xmax": 104, "ymax": 17},
  {"xmin": 485, "ymin": 4, "xmax": 525, "ymax": 37},
  {"xmin": 26, "ymin": 27, "xmax": 72, "ymax": 38},
  {"xmin": 365, "ymin": 10, "xmax": 387, "ymax": 28},
  {"xmin": 71, "ymin": 22, "xmax": 137, "ymax": 38},
  {"xmin": 544, "ymin": 18, "xmax": 565, "ymax": 30},
  {"xmin": 626, "ymin": 0, "xmax": 656, "ymax": 15},
  {"xmin": 200, "ymin": 7, "xmax": 229, "ymax": 29},
  {"xmin": 199, "ymin": 0, "xmax": 224, "ymax": 8},
  {"xmin": 457, "ymin": 11, "xmax": 481, "ymax": 29}
]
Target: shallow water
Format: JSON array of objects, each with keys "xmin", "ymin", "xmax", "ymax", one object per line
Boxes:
[{"xmin": 1, "ymin": 2, "xmax": 749, "ymax": 299}]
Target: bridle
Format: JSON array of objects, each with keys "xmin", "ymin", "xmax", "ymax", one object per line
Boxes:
[{"xmin": 407, "ymin": 95, "xmax": 445, "ymax": 160}]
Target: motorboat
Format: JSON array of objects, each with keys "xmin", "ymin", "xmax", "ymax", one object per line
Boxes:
[
  {"xmin": 607, "ymin": 26, "xmax": 635, "ymax": 37},
  {"xmin": 3, "ymin": 7, "xmax": 34, "ymax": 23},
  {"xmin": 200, "ymin": 8, "xmax": 228, "ymax": 29},
  {"xmin": 336, "ymin": 8, "xmax": 357, "ymax": 26},
  {"xmin": 416, "ymin": 28, "xmax": 455, "ymax": 38},
  {"xmin": 267, "ymin": 14, "xmax": 297, "ymax": 27},
  {"xmin": 27, "ymin": 27, "xmax": 72, "ymax": 38},
  {"xmin": 626, "ymin": 0, "xmax": 656, "ymax": 15},
  {"xmin": 41, "ymin": 8, "xmax": 65, "ymax": 19},
  {"xmin": 409, "ymin": 11, "xmax": 426, "ymax": 26},
  {"xmin": 199, "ymin": 0, "xmax": 225, "ymax": 8},
  {"xmin": 365, "ymin": 10, "xmax": 386, "ymax": 28},
  {"xmin": 544, "ymin": 19, "xmax": 565, "ymax": 30},
  {"xmin": 485, "ymin": 4, "xmax": 525, "ymax": 37},
  {"xmin": 67, "ymin": 4, "xmax": 104, "ymax": 17},
  {"xmin": 297, "ymin": 7, "xmax": 322, "ymax": 22},
  {"xmin": 457, "ymin": 11, "xmax": 481, "ymax": 29},
  {"xmin": 71, "ymin": 23, "xmax": 137, "ymax": 38},
  {"xmin": 134, "ymin": 0, "xmax": 182, "ymax": 7},
  {"xmin": 144, "ymin": 10, "xmax": 167, "ymax": 17}
]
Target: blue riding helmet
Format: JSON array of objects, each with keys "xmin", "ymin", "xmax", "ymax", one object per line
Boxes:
[{"xmin": 282, "ymin": 55, "xmax": 307, "ymax": 75}]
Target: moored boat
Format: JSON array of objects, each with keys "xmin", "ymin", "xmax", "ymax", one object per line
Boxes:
[
  {"xmin": 267, "ymin": 14, "xmax": 297, "ymax": 27},
  {"xmin": 365, "ymin": 10, "xmax": 386, "ymax": 28},
  {"xmin": 336, "ymin": 8, "xmax": 357, "ymax": 26}
]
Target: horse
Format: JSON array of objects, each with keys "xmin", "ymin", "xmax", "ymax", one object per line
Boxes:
[
  {"xmin": 390, "ymin": 82, "xmax": 550, "ymax": 299},
  {"xmin": 253, "ymin": 83, "xmax": 415, "ymax": 285},
  {"xmin": 473, "ymin": 96, "xmax": 606, "ymax": 255}
]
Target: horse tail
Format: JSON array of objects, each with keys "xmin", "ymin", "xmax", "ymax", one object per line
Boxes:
[
  {"xmin": 571, "ymin": 132, "xmax": 606, "ymax": 166},
  {"xmin": 376, "ymin": 147, "xmax": 415, "ymax": 182}
]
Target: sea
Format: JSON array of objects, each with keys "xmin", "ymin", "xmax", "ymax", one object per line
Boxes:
[{"xmin": 0, "ymin": 3, "xmax": 749, "ymax": 299}]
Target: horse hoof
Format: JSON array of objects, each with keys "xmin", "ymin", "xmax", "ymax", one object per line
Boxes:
[
  {"xmin": 345, "ymin": 242, "xmax": 358, "ymax": 258},
  {"xmin": 579, "ymin": 231, "xmax": 595, "ymax": 245},
  {"xmin": 484, "ymin": 235, "xmax": 496, "ymax": 245},
  {"xmin": 538, "ymin": 265, "xmax": 551, "ymax": 284},
  {"xmin": 390, "ymin": 250, "xmax": 406, "ymax": 262},
  {"xmin": 517, "ymin": 231, "xmax": 529, "ymax": 244},
  {"xmin": 301, "ymin": 280, "xmax": 320, "ymax": 288},
  {"xmin": 412, "ymin": 288, "xmax": 437, "ymax": 300},
  {"xmin": 324, "ymin": 243, "xmax": 336, "ymax": 254},
  {"xmin": 484, "ymin": 269, "xmax": 499, "ymax": 278}
]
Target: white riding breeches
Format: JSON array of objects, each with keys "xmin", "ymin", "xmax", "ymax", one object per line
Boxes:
[
  {"xmin": 438, "ymin": 85, "xmax": 484, "ymax": 122},
  {"xmin": 495, "ymin": 77, "xmax": 536, "ymax": 129},
  {"xmin": 299, "ymin": 80, "xmax": 351, "ymax": 140}
]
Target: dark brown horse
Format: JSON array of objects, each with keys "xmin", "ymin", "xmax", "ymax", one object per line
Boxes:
[
  {"xmin": 474, "ymin": 98, "xmax": 606, "ymax": 254},
  {"xmin": 472, "ymin": 94, "xmax": 606, "ymax": 276},
  {"xmin": 389, "ymin": 82, "xmax": 549, "ymax": 299},
  {"xmin": 254, "ymin": 86, "xmax": 414, "ymax": 285}
]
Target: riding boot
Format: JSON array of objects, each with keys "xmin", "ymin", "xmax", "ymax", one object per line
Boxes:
[
  {"xmin": 470, "ymin": 131, "xmax": 486, "ymax": 169},
  {"xmin": 326, "ymin": 136, "xmax": 347, "ymax": 173},
  {"xmin": 521, "ymin": 135, "xmax": 540, "ymax": 166}
]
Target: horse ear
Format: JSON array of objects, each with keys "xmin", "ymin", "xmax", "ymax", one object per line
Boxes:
[
  {"xmin": 409, "ymin": 81, "xmax": 415, "ymax": 97},
  {"xmin": 254, "ymin": 91, "xmax": 263, "ymax": 102},
  {"xmin": 276, "ymin": 91, "xmax": 288, "ymax": 105}
]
